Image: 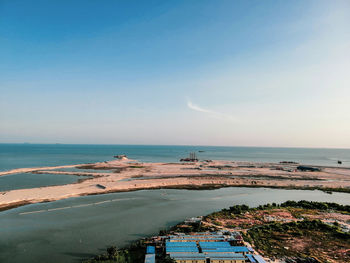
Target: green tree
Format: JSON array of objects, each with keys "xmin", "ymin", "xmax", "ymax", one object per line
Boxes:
[{"xmin": 107, "ymin": 246, "xmax": 118, "ymax": 258}]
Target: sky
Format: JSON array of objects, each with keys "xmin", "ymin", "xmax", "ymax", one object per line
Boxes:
[{"xmin": 1, "ymin": 0, "xmax": 350, "ymax": 147}]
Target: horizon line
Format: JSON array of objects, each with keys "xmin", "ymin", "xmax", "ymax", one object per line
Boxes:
[{"xmin": 0, "ymin": 142, "xmax": 349, "ymax": 150}]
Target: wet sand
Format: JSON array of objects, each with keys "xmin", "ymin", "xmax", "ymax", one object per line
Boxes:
[{"xmin": 1, "ymin": 159, "xmax": 350, "ymax": 211}]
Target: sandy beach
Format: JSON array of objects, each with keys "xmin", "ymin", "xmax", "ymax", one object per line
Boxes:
[{"xmin": 1, "ymin": 159, "xmax": 350, "ymax": 211}]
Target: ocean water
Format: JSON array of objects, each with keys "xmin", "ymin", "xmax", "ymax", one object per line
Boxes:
[
  {"xmin": 1, "ymin": 144, "xmax": 350, "ymax": 172},
  {"xmin": 0, "ymin": 144, "xmax": 350, "ymax": 263},
  {"xmin": 1, "ymin": 144, "xmax": 349, "ymax": 191}
]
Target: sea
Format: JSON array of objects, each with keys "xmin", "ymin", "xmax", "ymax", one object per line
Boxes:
[
  {"xmin": 1, "ymin": 143, "xmax": 350, "ymax": 172},
  {"xmin": 0, "ymin": 144, "xmax": 350, "ymax": 263}
]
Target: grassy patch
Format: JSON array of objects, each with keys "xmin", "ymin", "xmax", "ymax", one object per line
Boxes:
[{"xmin": 245, "ymin": 220, "xmax": 350, "ymax": 262}]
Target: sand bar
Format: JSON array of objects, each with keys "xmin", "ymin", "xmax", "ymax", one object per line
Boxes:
[{"xmin": 1, "ymin": 159, "xmax": 350, "ymax": 211}]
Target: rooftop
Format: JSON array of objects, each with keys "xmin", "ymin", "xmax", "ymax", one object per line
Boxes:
[
  {"xmin": 144, "ymin": 254, "xmax": 155, "ymax": 263},
  {"xmin": 146, "ymin": 246, "xmax": 155, "ymax": 254}
]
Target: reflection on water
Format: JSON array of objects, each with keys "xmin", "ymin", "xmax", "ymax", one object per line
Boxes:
[
  {"xmin": 0, "ymin": 187, "xmax": 349, "ymax": 263},
  {"xmin": 18, "ymin": 198, "xmax": 140, "ymax": 215}
]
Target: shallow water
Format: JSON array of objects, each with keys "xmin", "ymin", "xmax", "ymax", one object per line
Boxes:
[
  {"xmin": 0, "ymin": 172, "xmax": 88, "ymax": 191},
  {"xmin": 1, "ymin": 144, "xmax": 349, "ymax": 262},
  {"xmin": 0, "ymin": 187, "xmax": 349, "ymax": 263},
  {"xmin": 2, "ymin": 144, "xmax": 349, "ymax": 191},
  {"xmin": 53, "ymin": 167, "xmax": 115, "ymax": 173}
]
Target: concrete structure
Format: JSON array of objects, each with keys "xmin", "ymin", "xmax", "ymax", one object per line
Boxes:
[
  {"xmin": 166, "ymin": 247, "xmax": 199, "ymax": 253},
  {"xmin": 170, "ymin": 253, "xmax": 206, "ymax": 263},
  {"xmin": 201, "ymin": 246, "xmax": 249, "ymax": 255},
  {"xmin": 209, "ymin": 255, "xmax": 246, "ymax": 263},
  {"xmin": 166, "ymin": 241, "xmax": 199, "ymax": 254},
  {"xmin": 144, "ymin": 254, "xmax": 155, "ymax": 263},
  {"xmin": 169, "ymin": 236, "xmax": 226, "ymax": 242},
  {"xmin": 166, "ymin": 241, "xmax": 197, "ymax": 247},
  {"xmin": 252, "ymin": 255, "xmax": 267, "ymax": 263},
  {"xmin": 247, "ymin": 254, "xmax": 257, "ymax": 263},
  {"xmin": 199, "ymin": 242, "xmax": 231, "ymax": 247},
  {"xmin": 297, "ymin": 166, "xmax": 321, "ymax": 172},
  {"xmin": 166, "ymin": 232, "xmax": 265, "ymax": 263}
]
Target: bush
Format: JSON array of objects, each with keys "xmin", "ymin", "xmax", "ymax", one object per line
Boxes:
[{"xmin": 280, "ymin": 200, "xmax": 350, "ymax": 213}]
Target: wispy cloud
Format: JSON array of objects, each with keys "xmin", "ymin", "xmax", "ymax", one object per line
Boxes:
[{"xmin": 186, "ymin": 98, "xmax": 236, "ymax": 121}]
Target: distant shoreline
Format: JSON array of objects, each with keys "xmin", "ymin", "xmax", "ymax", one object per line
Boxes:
[
  {"xmin": 1, "ymin": 159, "xmax": 350, "ymax": 212},
  {"xmin": 1, "ymin": 142, "xmax": 350, "ymax": 150}
]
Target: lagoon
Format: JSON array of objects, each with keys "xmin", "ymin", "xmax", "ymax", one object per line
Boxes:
[{"xmin": 0, "ymin": 187, "xmax": 349, "ymax": 263}]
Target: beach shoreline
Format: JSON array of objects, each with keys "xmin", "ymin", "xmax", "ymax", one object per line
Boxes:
[{"xmin": 1, "ymin": 159, "xmax": 350, "ymax": 212}]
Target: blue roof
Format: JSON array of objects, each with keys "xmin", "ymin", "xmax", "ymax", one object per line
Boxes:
[
  {"xmin": 166, "ymin": 247, "xmax": 199, "ymax": 253},
  {"xmin": 166, "ymin": 241, "xmax": 197, "ymax": 247},
  {"xmin": 199, "ymin": 242, "xmax": 231, "ymax": 247},
  {"xmin": 254, "ymin": 255, "xmax": 267, "ymax": 263},
  {"xmin": 144, "ymin": 254, "xmax": 155, "ymax": 263},
  {"xmin": 247, "ymin": 247, "xmax": 255, "ymax": 252},
  {"xmin": 230, "ymin": 246, "xmax": 249, "ymax": 252},
  {"xmin": 202, "ymin": 248, "xmax": 233, "ymax": 253},
  {"xmin": 247, "ymin": 254, "xmax": 257, "ymax": 263},
  {"xmin": 210, "ymin": 257, "xmax": 246, "ymax": 260},
  {"xmin": 171, "ymin": 235, "xmax": 224, "ymax": 238},
  {"xmin": 171, "ymin": 257, "xmax": 205, "ymax": 260},
  {"xmin": 202, "ymin": 247, "xmax": 249, "ymax": 253},
  {"xmin": 206, "ymin": 253, "xmax": 245, "ymax": 259},
  {"xmin": 170, "ymin": 237, "xmax": 225, "ymax": 240},
  {"xmin": 170, "ymin": 253, "xmax": 206, "ymax": 259},
  {"xmin": 146, "ymin": 246, "xmax": 155, "ymax": 254}
]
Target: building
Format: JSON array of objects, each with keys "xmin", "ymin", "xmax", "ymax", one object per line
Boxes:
[
  {"xmin": 166, "ymin": 241, "xmax": 199, "ymax": 254},
  {"xmin": 209, "ymin": 253, "xmax": 246, "ymax": 263},
  {"xmin": 146, "ymin": 246, "xmax": 155, "ymax": 254},
  {"xmin": 165, "ymin": 232, "xmax": 265, "ymax": 263},
  {"xmin": 199, "ymin": 242, "xmax": 249, "ymax": 255},
  {"xmin": 169, "ymin": 236, "xmax": 226, "ymax": 242},
  {"xmin": 169, "ymin": 253, "xmax": 206, "ymax": 263},
  {"xmin": 169, "ymin": 252, "xmax": 246, "ymax": 263},
  {"xmin": 247, "ymin": 254, "xmax": 257, "ymax": 263},
  {"xmin": 144, "ymin": 254, "xmax": 155, "ymax": 263},
  {"xmin": 297, "ymin": 166, "xmax": 321, "ymax": 172},
  {"xmin": 251, "ymin": 255, "xmax": 267, "ymax": 263}
]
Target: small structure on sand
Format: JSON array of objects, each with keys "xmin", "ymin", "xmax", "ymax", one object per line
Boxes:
[
  {"xmin": 114, "ymin": 154, "xmax": 128, "ymax": 160},
  {"xmin": 96, "ymin": 184, "xmax": 106, "ymax": 189},
  {"xmin": 297, "ymin": 166, "xmax": 321, "ymax": 172},
  {"xmin": 180, "ymin": 152, "xmax": 198, "ymax": 162}
]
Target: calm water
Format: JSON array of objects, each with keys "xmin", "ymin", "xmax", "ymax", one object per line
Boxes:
[
  {"xmin": 0, "ymin": 173, "xmax": 89, "ymax": 192},
  {"xmin": 1, "ymin": 144, "xmax": 350, "ymax": 263},
  {"xmin": 1, "ymin": 144, "xmax": 349, "ymax": 191},
  {"xmin": 0, "ymin": 144, "xmax": 350, "ymax": 191},
  {"xmin": 1, "ymin": 144, "xmax": 350, "ymax": 172},
  {"xmin": 0, "ymin": 187, "xmax": 349, "ymax": 263}
]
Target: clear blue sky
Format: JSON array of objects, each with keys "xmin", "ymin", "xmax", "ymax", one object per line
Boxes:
[{"xmin": 1, "ymin": 0, "xmax": 349, "ymax": 147}]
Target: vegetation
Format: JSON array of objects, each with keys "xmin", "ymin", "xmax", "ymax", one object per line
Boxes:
[
  {"xmin": 244, "ymin": 219, "xmax": 350, "ymax": 262},
  {"xmin": 280, "ymin": 200, "xmax": 350, "ymax": 213},
  {"xmin": 82, "ymin": 235, "xmax": 176, "ymax": 263},
  {"xmin": 82, "ymin": 200, "xmax": 349, "ymax": 262},
  {"xmin": 205, "ymin": 200, "xmax": 349, "ymax": 220},
  {"xmin": 156, "ymin": 255, "xmax": 176, "ymax": 263},
  {"xmin": 169, "ymin": 221, "xmax": 215, "ymax": 233},
  {"xmin": 82, "ymin": 241, "xmax": 146, "ymax": 263}
]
